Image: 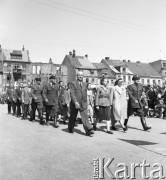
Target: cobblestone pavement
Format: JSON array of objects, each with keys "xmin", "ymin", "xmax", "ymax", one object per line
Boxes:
[{"xmin": 0, "ymin": 104, "xmax": 166, "ymax": 180}]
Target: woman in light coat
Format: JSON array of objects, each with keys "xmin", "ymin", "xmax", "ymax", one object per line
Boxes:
[{"xmin": 110, "ymin": 78, "xmax": 127, "ymax": 132}]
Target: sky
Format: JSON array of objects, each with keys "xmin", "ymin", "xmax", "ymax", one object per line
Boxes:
[{"xmin": 0, "ymin": 0, "xmax": 166, "ymax": 64}]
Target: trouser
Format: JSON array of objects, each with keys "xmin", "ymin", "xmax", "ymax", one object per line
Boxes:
[
  {"xmin": 23, "ymin": 104, "xmax": 29, "ymax": 119},
  {"xmin": 12, "ymin": 101, "xmax": 16, "ymax": 115},
  {"xmin": 7, "ymin": 101, "xmax": 12, "ymax": 113},
  {"xmin": 68, "ymin": 102, "xmax": 92, "ymax": 133},
  {"xmin": 45, "ymin": 105, "xmax": 57, "ymax": 123},
  {"xmin": 16, "ymin": 100, "xmax": 22, "ymax": 116},
  {"xmin": 31, "ymin": 102, "xmax": 43, "ymax": 122},
  {"xmin": 124, "ymin": 107, "xmax": 149, "ymax": 129}
]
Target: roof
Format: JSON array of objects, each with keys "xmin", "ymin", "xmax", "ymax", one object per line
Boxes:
[
  {"xmin": 92, "ymin": 62, "xmax": 115, "ymax": 78},
  {"xmin": 103, "ymin": 59, "xmax": 161, "ymax": 77},
  {"xmin": 67, "ymin": 55, "xmax": 97, "ymax": 69},
  {"xmin": 92, "ymin": 62, "xmax": 107, "ymax": 69},
  {"xmin": 1, "ymin": 48, "xmax": 30, "ymax": 62}
]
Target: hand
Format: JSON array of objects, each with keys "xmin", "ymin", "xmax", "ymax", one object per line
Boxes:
[
  {"xmin": 45, "ymin": 99, "xmax": 48, "ymax": 103},
  {"xmin": 75, "ymin": 102, "xmax": 80, "ymax": 109},
  {"xmin": 96, "ymin": 106, "xmax": 99, "ymax": 110},
  {"xmin": 34, "ymin": 97, "xmax": 37, "ymax": 100},
  {"xmin": 135, "ymin": 100, "xmax": 138, "ymax": 103}
]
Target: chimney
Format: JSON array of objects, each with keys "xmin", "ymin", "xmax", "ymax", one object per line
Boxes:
[
  {"xmin": 22, "ymin": 45, "xmax": 25, "ymax": 51},
  {"xmin": 69, "ymin": 51, "xmax": 72, "ymax": 56},
  {"xmin": 123, "ymin": 60, "xmax": 126, "ymax": 62},
  {"xmin": 136, "ymin": 61, "xmax": 141, "ymax": 63},
  {"xmin": 49, "ymin": 58, "xmax": 53, "ymax": 64},
  {"xmin": 105, "ymin": 57, "xmax": 109, "ymax": 60},
  {"xmin": 73, "ymin": 50, "xmax": 76, "ymax": 58},
  {"xmin": 85, "ymin": 54, "xmax": 88, "ymax": 58},
  {"xmin": 128, "ymin": 60, "xmax": 131, "ymax": 62}
]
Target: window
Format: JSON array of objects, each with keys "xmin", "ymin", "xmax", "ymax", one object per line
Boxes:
[
  {"xmin": 153, "ymin": 80, "xmax": 156, "ymax": 85},
  {"xmin": 111, "ymin": 80, "xmax": 114, "ymax": 85},
  {"xmin": 36, "ymin": 66, "xmax": 41, "ymax": 74},
  {"xmin": 91, "ymin": 78, "xmax": 95, "ymax": 83},
  {"xmin": 158, "ymin": 80, "xmax": 161, "ymax": 86},
  {"xmin": 141, "ymin": 79, "xmax": 144, "ymax": 84},
  {"xmin": 123, "ymin": 76, "xmax": 126, "ymax": 83},
  {"xmin": 32, "ymin": 66, "xmax": 36, "ymax": 74},
  {"xmin": 147, "ymin": 79, "xmax": 150, "ymax": 84},
  {"xmin": 123, "ymin": 67, "xmax": 126, "ymax": 72},
  {"xmin": 128, "ymin": 76, "xmax": 131, "ymax": 82},
  {"xmin": 22, "ymin": 65, "xmax": 26, "ymax": 71},
  {"xmin": 163, "ymin": 63, "xmax": 166, "ymax": 67},
  {"xmin": 90, "ymin": 70, "xmax": 94, "ymax": 74},
  {"xmin": 86, "ymin": 78, "xmax": 89, "ymax": 83}
]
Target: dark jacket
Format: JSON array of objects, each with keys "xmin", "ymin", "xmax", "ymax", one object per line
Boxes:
[
  {"xmin": 43, "ymin": 82, "xmax": 59, "ymax": 106},
  {"xmin": 69, "ymin": 80, "xmax": 87, "ymax": 111},
  {"xmin": 31, "ymin": 84, "xmax": 44, "ymax": 103},
  {"xmin": 15, "ymin": 87, "xmax": 23, "ymax": 102},
  {"xmin": 6, "ymin": 87, "xmax": 14, "ymax": 102},
  {"xmin": 127, "ymin": 83, "xmax": 144, "ymax": 108}
]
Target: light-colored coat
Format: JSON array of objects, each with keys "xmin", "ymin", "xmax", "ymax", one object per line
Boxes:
[{"xmin": 110, "ymin": 85, "xmax": 127, "ymax": 121}]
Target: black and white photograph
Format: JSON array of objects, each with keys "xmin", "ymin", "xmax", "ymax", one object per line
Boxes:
[{"xmin": 0, "ymin": 0, "xmax": 166, "ymax": 179}]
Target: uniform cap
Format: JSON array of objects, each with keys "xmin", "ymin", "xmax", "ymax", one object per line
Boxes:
[{"xmin": 132, "ymin": 75, "xmax": 140, "ymax": 81}]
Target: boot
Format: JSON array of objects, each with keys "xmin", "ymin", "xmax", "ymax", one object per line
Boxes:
[
  {"xmin": 124, "ymin": 119, "xmax": 128, "ymax": 130},
  {"xmin": 140, "ymin": 116, "xmax": 151, "ymax": 131},
  {"xmin": 53, "ymin": 116, "xmax": 59, "ymax": 128}
]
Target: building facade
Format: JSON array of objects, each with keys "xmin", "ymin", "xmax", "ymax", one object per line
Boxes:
[
  {"xmin": 61, "ymin": 50, "xmax": 99, "ymax": 86},
  {"xmin": 0, "ymin": 45, "xmax": 31, "ymax": 91},
  {"xmin": 101, "ymin": 58, "xmax": 163, "ymax": 86}
]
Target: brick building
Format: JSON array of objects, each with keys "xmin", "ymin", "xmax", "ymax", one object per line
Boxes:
[
  {"xmin": 0, "ymin": 45, "xmax": 31, "ymax": 91},
  {"xmin": 61, "ymin": 50, "xmax": 99, "ymax": 86}
]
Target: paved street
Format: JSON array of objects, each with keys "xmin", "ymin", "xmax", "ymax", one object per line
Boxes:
[{"xmin": 0, "ymin": 104, "xmax": 166, "ymax": 180}]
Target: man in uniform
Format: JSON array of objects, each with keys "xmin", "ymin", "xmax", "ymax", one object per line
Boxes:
[
  {"xmin": 124, "ymin": 75, "xmax": 151, "ymax": 131},
  {"xmin": 30, "ymin": 77, "xmax": 44, "ymax": 124},
  {"xmin": 43, "ymin": 75, "xmax": 59, "ymax": 127},
  {"xmin": 68, "ymin": 71, "xmax": 94, "ymax": 136},
  {"xmin": 15, "ymin": 82, "xmax": 23, "ymax": 117},
  {"xmin": 6, "ymin": 84, "xmax": 14, "ymax": 114},
  {"xmin": 21, "ymin": 81, "xmax": 32, "ymax": 120}
]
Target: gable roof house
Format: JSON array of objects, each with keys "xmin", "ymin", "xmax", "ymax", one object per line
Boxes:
[
  {"xmin": 0, "ymin": 45, "xmax": 31, "ymax": 91},
  {"xmin": 62, "ymin": 50, "xmax": 99, "ymax": 85},
  {"xmin": 101, "ymin": 58, "xmax": 163, "ymax": 86},
  {"xmin": 149, "ymin": 60, "xmax": 166, "ymax": 81},
  {"xmin": 92, "ymin": 62, "xmax": 116, "ymax": 86}
]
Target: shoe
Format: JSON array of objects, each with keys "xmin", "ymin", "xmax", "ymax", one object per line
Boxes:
[
  {"xmin": 68, "ymin": 129, "xmax": 74, "ymax": 133},
  {"xmin": 122, "ymin": 127, "xmax": 127, "ymax": 132},
  {"xmin": 46, "ymin": 122, "xmax": 50, "ymax": 126},
  {"xmin": 74, "ymin": 123, "xmax": 78, "ymax": 127},
  {"xmin": 144, "ymin": 126, "xmax": 151, "ymax": 131},
  {"xmin": 40, "ymin": 121, "xmax": 45, "ymax": 125},
  {"xmin": 63, "ymin": 121, "xmax": 67, "ymax": 125},
  {"xmin": 106, "ymin": 130, "xmax": 113, "ymax": 134},
  {"xmin": 111, "ymin": 126, "xmax": 117, "ymax": 131},
  {"xmin": 54, "ymin": 124, "xmax": 59, "ymax": 128},
  {"xmin": 30, "ymin": 120, "xmax": 35, "ymax": 123},
  {"xmin": 86, "ymin": 131, "xmax": 93, "ymax": 137}
]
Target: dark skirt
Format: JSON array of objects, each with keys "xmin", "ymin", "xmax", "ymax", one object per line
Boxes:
[{"xmin": 98, "ymin": 106, "xmax": 111, "ymax": 121}]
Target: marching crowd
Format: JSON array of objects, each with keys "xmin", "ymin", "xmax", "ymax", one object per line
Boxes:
[{"xmin": 3, "ymin": 71, "xmax": 166, "ymax": 137}]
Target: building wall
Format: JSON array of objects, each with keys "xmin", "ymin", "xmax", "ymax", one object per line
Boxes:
[{"xmin": 62, "ymin": 56, "xmax": 76, "ymax": 83}]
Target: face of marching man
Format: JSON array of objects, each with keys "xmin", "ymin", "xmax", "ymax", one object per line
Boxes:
[{"xmin": 77, "ymin": 71, "xmax": 83, "ymax": 82}]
